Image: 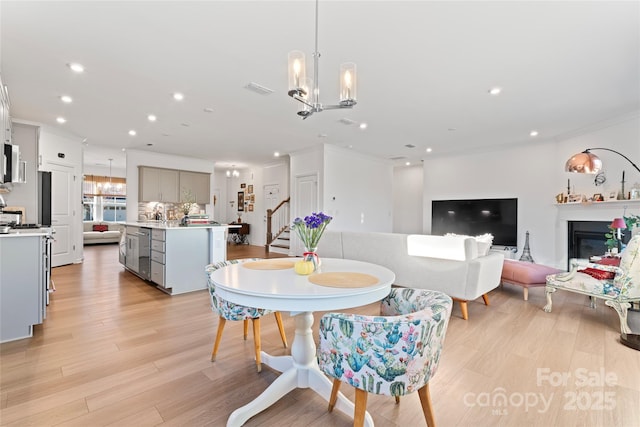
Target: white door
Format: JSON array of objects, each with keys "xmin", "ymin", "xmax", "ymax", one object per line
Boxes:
[
  {"xmin": 49, "ymin": 163, "xmax": 75, "ymax": 267},
  {"xmin": 264, "ymin": 184, "xmax": 280, "ymax": 212},
  {"xmin": 293, "ymin": 174, "xmax": 318, "ymax": 254},
  {"xmin": 263, "ymin": 183, "xmax": 281, "ymax": 239}
]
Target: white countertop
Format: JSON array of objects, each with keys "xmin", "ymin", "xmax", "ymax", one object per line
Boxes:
[
  {"xmin": 0, "ymin": 227, "xmax": 53, "ymax": 238},
  {"xmin": 126, "ymin": 222, "xmax": 240, "ymax": 230}
]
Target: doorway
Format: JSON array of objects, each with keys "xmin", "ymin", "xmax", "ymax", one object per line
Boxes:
[
  {"xmin": 293, "ymin": 174, "xmax": 318, "ymax": 254},
  {"xmin": 49, "ymin": 162, "xmax": 76, "ymax": 267}
]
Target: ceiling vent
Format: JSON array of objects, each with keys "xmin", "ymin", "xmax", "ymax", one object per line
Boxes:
[
  {"xmin": 338, "ymin": 118, "xmax": 356, "ymax": 126},
  {"xmin": 244, "ymin": 82, "xmax": 274, "ymax": 95},
  {"xmin": 404, "ymin": 144, "xmax": 416, "ymax": 148},
  {"xmin": 390, "ymin": 156, "xmax": 407, "ymax": 161}
]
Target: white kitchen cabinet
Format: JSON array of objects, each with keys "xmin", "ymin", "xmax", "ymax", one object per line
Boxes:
[
  {"xmin": 138, "ymin": 166, "xmax": 179, "ymax": 202},
  {"xmin": 179, "ymin": 171, "xmax": 211, "ymax": 204}
]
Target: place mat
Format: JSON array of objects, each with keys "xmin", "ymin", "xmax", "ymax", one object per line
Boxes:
[
  {"xmin": 242, "ymin": 259, "xmax": 296, "ymax": 270},
  {"xmin": 308, "ymin": 272, "xmax": 379, "ymax": 288}
]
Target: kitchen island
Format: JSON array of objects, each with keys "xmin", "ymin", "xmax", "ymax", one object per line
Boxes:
[
  {"xmin": 0, "ymin": 228, "xmax": 53, "ymax": 343},
  {"xmin": 120, "ymin": 222, "xmax": 238, "ymax": 295}
]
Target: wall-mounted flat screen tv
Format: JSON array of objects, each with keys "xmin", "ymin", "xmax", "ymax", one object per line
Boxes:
[{"xmin": 431, "ymin": 198, "xmax": 518, "ymax": 247}]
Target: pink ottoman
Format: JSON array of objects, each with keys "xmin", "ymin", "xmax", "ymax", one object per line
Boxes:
[{"xmin": 501, "ymin": 260, "xmax": 564, "ymax": 300}]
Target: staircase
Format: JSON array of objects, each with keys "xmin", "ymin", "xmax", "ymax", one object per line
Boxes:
[
  {"xmin": 265, "ymin": 196, "xmax": 291, "ymax": 255},
  {"xmin": 269, "ymin": 227, "xmax": 290, "ymax": 254}
]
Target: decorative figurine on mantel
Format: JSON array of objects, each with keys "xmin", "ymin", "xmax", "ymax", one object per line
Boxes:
[
  {"xmin": 519, "ymin": 231, "xmax": 535, "ymax": 263},
  {"xmin": 618, "ymin": 170, "xmax": 626, "ymax": 200}
]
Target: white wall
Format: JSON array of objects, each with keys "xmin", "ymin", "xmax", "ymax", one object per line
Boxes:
[
  {"xmin": 125, "ymin": 150, "xmax": 215, "ymax": 222},
  {"xmin": 290, "ymin": 143, "xmax": 393, "ymax": 231},
  {"xmin": 4, "ymin": 122, "xmax": 39, "ymax": 223},
  {"xmin": 83, "ymin": 164, "xmax": 126, "ymax": 178},
  {"xmin": 393, "ymin": 164, "xmax": 424, "ymax": 233},
  {"xmin": 323, "ymin": 144, "xmax": 393, "ymax": 232},
  {"xmin": 423, "ymin": 112, "xmax": 640, "ymax": 269}
]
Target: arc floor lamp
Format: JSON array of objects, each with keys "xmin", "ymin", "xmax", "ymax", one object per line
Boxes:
[{"xmin": 565, "ymin": 148, "xmax": 640, "ymax": 174}]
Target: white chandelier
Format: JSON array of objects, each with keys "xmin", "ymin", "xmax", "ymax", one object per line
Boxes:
[{"xmin": 287, "ymin": 0, "xmax": 357, "ymax": 119}]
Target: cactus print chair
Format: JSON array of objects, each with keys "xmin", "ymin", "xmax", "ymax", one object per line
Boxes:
[
  {"xmin": 205, "ymin": 259, "xmax": 288, "ymax": 372},
  {"xmin": 318, "ymin": 288, "xmax": 452, "ymax": 427}
]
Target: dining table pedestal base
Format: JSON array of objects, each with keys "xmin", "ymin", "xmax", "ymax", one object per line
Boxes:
[{"xmin": 226, "ymin": 311, "xmax": 374, "ymax": 427}]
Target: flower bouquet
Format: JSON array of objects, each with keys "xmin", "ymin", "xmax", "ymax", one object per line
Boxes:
[{"xmin": 291, "ymin": 212, "xmax": 332, "ymax": 273}]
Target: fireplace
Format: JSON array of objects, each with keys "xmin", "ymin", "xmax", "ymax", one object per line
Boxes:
[{"xmin": 567, "ymin": 220, "xmax": 630, "ymax": 268}]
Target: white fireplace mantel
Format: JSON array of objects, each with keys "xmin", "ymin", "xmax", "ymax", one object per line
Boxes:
[{"xmin": 554, "ymin": 200, "xmax": 640, "ymax": 269}]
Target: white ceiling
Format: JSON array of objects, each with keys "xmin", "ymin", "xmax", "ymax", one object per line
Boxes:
[{"xmin": 2, "ymin": 1, "xmax": 638, "ymax": 171}]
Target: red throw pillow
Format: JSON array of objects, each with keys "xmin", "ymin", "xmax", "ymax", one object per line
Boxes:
[
  {"xmin": 93, "ymin": 224, "xmax": 108, "ymax": 232},
  {"xmin": 596, "ymin": 257, "xmax": 621, "ymax": 267},
  {"xmin": 578, "ymin": 268, "xmax": 615, "ymax": 280}
]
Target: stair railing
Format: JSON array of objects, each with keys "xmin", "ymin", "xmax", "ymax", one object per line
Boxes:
[{"xmin": 266, "ymin": 197, "xmax": 290, "ymax": 249}]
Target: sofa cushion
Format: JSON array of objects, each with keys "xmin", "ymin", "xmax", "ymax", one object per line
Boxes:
[
  {"xmin": 93, "ymin": 224, "xmax": 109, "ymax": 232},
  {"xmin": 407, "ymin": 234, "xmax": 477, "ymax": 261}
]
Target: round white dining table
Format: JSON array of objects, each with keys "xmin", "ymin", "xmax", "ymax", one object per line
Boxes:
[{"xmin": 209, "ymin": 258, "xmax": 395, "ymax": 427}]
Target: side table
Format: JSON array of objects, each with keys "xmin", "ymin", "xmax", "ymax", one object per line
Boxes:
[{"xmin": 228, "ymin": 222, "xmax": 250, "ymax": 244}]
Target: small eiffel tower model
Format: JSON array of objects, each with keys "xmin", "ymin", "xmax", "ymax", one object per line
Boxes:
[{"xmin": 519, "ymin": 231, "xmax": 535, "ymax": 263}]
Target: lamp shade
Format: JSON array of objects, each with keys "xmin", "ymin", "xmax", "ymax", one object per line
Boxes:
[
  {"xmin": 339, "ymin": 62, "xmax": 357, "ymax": 104},
  {"xmin": 611, "ymin": 218, "xmax": 627, "ymax": 229},
  {"xmin": 288, "ymin": 51, "xmax": 306, "ymax": 91},
  {"xmin": 565, "ymin": 151, "xmax": 602, "ymax": 174}
]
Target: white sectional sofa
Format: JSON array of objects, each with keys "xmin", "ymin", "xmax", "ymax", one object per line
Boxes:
[
  {"xmin": 317, "ymin": 231, "xmax": 505, "ymax": 320},
  {"xmin": 83, "ymin": 222, "xmax": 124, "ymax": 245}
]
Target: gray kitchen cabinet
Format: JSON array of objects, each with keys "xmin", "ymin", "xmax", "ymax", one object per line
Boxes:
[
  {"xmin": 179, "ymin": 171, "xmax": 210, "ymax": 204},
  {"xmin": 138, "ymin": 166, "xmax": 179, "ymax": 202},
  {"xmin": 150, "ymin": 228, "xmax": 166, "ymax": 288},
  {"xmin": 0, "ymin": 233, "xmax": 51, "ymax": 343}
]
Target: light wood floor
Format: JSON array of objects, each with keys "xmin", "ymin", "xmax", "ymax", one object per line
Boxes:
[{"xmin": 1, "ymin": 244, "xmax": 639, "ymax": 427}]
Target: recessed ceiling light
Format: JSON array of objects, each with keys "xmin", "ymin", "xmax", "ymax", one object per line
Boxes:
[
  {"xmin": 530, "ymin": 130, "xmax": 539, "ymax": 137},
  {"xmin": 426, "ymin": 147, "xmax": 433, "ymax": 153},
  {"xmin": 67, "ymin": 63, "xmax": 84, "ymax": 73},
  {"xmin": 488, "ymin": 87, "xmax": 502, "ymax": 95},
  {"xmin": 359, "ymin": 123, "xmax": 368, "ymax": 130},
  {"xmin": 56, "ymin": 117, "xmax": 66, "ymax": 124},
  {"xmin": 274, "ymin": 152, "xmax": 280, "ymax": 157},
  {"xmin": 121, "ymin": 148, "xmax": 126, "ymax": 152},
  {"xmin": 147, "ymin": 114, "xmax": 157, "ymax": 122},
  {"xmin": 128, "ymin": 130, "xmax": 136, "ymax": 136},
  {"xmin": 405, "ymin": 162, "xmax": 411, "ymax": 166},
  {"xmin": 60, "ymin": 95, "xmax": 72, "ymax": 103},
  {"xmin": 173, "ymin": 92, "xmax": 184, "ymax": 101}
]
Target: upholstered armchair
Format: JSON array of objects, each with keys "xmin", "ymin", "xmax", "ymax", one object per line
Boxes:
[
  {"xmin": 205, "ymin": 259, "xmax": 288, "ymax": 372},
  {"xmin": 545, "ymin": 235, "xmax": 640, "ymax": 334},
  {"xmin": 318, "ymin": 288, "xmax": 453, "ymax": 427}
]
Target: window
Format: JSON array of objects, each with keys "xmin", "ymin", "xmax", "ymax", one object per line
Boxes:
[
  {"xmin": 83, "ymin": 175, "xmax": 127, "ymax": 222},
  {"xmin": 102, "ymin": 197, "xmax": 126, "ymax": 222},
  {"xmin": 83, "ymin": 196, "xmax": 95, "ymax": 221}
]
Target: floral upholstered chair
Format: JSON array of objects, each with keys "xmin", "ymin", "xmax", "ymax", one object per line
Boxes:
[
  {"xmin": 205, "ymin": 259, "xmax": 288, "ymax": 372},
  {"xmin": 318, "ymin": 288, "xmax": 452, "ymax": 427},
  {"xmin": 545, "ymin": 235, "xmax": 640, "ymax": 334}
]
